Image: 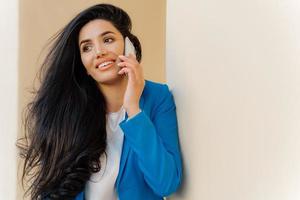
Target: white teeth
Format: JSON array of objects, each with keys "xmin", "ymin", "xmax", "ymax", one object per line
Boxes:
[{"xmin": 98, "ymin": 61, "xmax": 113, "ymax": 68}]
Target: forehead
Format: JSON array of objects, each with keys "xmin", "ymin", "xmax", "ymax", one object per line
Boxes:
[{"xmin": 78, "ymin": 19, "xmax": 120, "ymax": 41}]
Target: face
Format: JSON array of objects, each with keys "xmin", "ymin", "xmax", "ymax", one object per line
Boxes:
[{"xmin": 78, "ymin": 19, "xmax": 125, "ymax": 84}]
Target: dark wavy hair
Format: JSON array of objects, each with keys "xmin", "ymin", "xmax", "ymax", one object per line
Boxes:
[{"xmin": 17, "ymin": 3, "xmax": 142, "ymax": 200}]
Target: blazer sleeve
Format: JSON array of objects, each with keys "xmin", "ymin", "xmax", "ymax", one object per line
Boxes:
[{"xmin": 119, "ymin": 84, "xmax": 182, "ymax": 196}]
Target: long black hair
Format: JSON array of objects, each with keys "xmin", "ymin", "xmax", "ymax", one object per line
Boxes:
[{"xmin": 17, "ymin": 4, "xmax": 142, "ymax": 200}]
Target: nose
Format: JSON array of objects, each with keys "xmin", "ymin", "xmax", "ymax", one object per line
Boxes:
[{"xmin": 94, "ymin": 45, "xmax": 108, "ymax": 58}]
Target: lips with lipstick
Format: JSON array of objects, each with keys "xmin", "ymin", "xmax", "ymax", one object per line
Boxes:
[{"xmin": 95, "ymin": 59, "xmax": 117, "ymax": 70}]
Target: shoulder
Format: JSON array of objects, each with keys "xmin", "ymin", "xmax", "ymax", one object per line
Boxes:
[
  {"xmin": 143, "ymin": 79, "xmax": 172, "ymax": 100},
  {"xmin": 142, "ymin": 79, "xmax": 175, "ymax": 111}
]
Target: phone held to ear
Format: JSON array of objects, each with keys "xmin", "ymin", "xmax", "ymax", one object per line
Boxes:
[
  {"xmin": 117, "ymin": 37, "xmax": 136, "ymax": 76},
  {"xmin": 124, "ymin": 37, "xmax": 136, "ymax": 57}
]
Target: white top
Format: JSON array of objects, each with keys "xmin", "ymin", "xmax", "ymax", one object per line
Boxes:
[{"xmin": 84, "ymin": 106, "xmax": 126, "ymax": 200}]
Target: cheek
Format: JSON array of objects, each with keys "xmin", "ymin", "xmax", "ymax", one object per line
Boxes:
[
  {"xmin": 107, "ymin": 42, "xmax": 124, "ymax": 55},
  {"xmin": 80, "ymin": 54, "xmax": 93, "ymax": 70}
]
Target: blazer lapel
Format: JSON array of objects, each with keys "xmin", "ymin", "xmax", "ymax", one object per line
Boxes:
[{"xmin": 116, "ymin": 91, "xmax": 145, "ymax": 187}]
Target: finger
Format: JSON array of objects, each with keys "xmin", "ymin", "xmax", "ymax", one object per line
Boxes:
[
  {"xmin": 118, "ymin": 62, "xmax": 144, "ymax": 82},
  {"xmin": 118, "ymin": 68, "xmax": 127, "ymax": 75},
  {"xmin": 118, "ymin": 67, "xmax": 129, "ymax": 77},
  {"xmin": 118, "ymin": 67, "xmax": 136, "ymax": 81},
  {"xmin": 118, "ymin": 55, "xmax": 138, "ymax": 65},
  {"xmin": 117, "ymin": 62, "xmax": 138, "ymax": 74},
  {"xmin": 118, "ymin": 66, "xmax": 133, "ymax": 76},
  {"xmin": 119, "ymin": 62, "xmax": 142, "ymax": 80}
]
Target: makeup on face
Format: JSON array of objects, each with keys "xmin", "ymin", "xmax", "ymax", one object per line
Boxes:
[{"xmin": 78, "ymin": 20, "xmax": 126, "ymax": 80}]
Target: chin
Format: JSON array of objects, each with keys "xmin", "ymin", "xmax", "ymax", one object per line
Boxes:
[{"xmin": 94, "ymin": 74, "xmax": 124, "ymax": 85}]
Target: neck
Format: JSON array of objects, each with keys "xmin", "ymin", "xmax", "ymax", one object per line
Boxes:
[{"xmin": 97, "ymin": 76, "xmax": 128, "ymax": 113}]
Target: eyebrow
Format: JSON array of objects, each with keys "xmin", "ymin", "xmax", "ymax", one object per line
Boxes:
[{"xmin": 79, "ymin": 31, "xmax": 115, "ymax": 46}]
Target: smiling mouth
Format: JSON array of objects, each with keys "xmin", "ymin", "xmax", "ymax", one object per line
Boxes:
[
  {"xmin": 96, "ymin": 61, "xmax": 115, "ymax": 69},
  {"xmin": 95, "ymin": 61, "xmax": 117, "ymax": 71}
]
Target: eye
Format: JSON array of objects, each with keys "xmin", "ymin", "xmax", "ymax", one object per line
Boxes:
[
  {"xmin": 104, "ymin": 37, "xmax": 114, "ymax": 43},
  {"xmin": 82, "ymin": 45, "xmax": 92, "ymax": 52}
]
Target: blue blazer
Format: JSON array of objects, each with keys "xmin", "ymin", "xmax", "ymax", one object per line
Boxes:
[{"xmin": 75, "ymin": 80, "xmax": 182, "ymax": 200}]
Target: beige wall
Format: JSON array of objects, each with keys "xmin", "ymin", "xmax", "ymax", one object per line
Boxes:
[
  {"xmin": 167, "ymin": 0, "xmax": 300, "ymax": 199},
  {"xmin": 19, "ymin": 0, "xmax": 166, "ymax": 114},
  {"xmin": 18, "ymin": 1, "xmax": 165, "ymax": 199}
]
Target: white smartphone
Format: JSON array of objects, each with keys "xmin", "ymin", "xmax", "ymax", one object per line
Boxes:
[
  {"xmin": 124, "ymin": 37, "xmax": 136, "ymax": 57},
  {"xmin": 117, "ymin": 37, "xmax": 136, "ymax": 76}
]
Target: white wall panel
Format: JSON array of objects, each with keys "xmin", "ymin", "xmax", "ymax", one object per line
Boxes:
[{"xmin": 167, "ymin": 0, "xmax": 300, "ymax": 199}]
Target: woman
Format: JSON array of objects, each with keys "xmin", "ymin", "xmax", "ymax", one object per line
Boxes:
[{"xmin": 18, "ymin": 3, "xmax": 182, "ymax": 200}]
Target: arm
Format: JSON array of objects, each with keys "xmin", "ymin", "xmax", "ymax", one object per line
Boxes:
[{"xmin": 119, "ymin": 84, "xmax": 182, "ymax": 196}]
